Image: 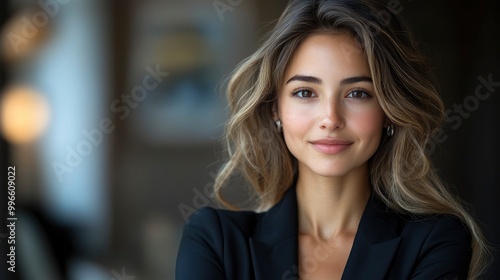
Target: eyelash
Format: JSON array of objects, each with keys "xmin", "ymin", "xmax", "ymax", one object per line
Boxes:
[
  {"xmin": 346, "ymin": 88, "xmax": 373, "ymax": 99},
  {"xmin": 291, "ymin": 87, "xmax": 373, "ymax": 99},
  {"xmin": 291, "ymin": 88, "xmax": 316, "ymax": 98}
]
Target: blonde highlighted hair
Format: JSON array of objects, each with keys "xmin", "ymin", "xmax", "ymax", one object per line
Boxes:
[{"xmin": 213, "ymin": 0, "xmax": 491, "ymax": 278}]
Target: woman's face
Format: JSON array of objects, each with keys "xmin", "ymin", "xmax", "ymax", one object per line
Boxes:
[{"xmin": 277, "ymin": 33, "xmax": 386, "ymax": 178}]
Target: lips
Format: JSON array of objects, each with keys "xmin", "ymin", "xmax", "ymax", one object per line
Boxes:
[{"xmin": 310, "ymin": 138, "xmax": 353, "ymax": 155}]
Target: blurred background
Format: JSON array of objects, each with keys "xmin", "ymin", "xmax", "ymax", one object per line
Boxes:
[{"xmin": 0, "ymin": 0, "xmax": 498, "ymax": 279}]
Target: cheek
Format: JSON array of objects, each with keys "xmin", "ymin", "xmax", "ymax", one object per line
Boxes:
[
  {"xmin": 348, "ymin": 106, "xmax": 385, "ymax": 140},
  {"xmin": 281, "ymin": 111, "xmax": 311, "ymax": 142},
  {"xmin": 278, "ymin": 99, "xmax": 315, "ymax": 147},
  {"xmin": 279, "ymin": 98, "xmax": 307, "ymax": 126}
]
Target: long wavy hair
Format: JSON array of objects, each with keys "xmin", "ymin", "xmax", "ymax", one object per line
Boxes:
[{"xmin": 213, "ymin": 0, "xmax": 491, "ymax": 278}]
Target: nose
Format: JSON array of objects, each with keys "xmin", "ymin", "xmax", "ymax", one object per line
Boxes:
[{"xmin": 319, "ymin": 99, "xmax": 345, "ymax": 131}]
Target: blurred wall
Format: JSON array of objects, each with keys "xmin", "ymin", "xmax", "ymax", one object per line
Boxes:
[{"xmin": 402, "ymin": 3, "xmax": 500, "ymax": 279}]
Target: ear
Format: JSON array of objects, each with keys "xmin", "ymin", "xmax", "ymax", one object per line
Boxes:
[{"xmin": 272, "ymin": 101, "xmax": 280, "ymax": 121}]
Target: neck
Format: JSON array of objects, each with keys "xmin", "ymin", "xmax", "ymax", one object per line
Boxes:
[{"xmin": 296, "ymin": 164, "xmax": 371, "ymax": 241}]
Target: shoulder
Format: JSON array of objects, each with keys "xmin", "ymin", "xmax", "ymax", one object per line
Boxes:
[
  {"xmin": 368, "ymin": 196, "xmax": 471, "ymax": 246},
  {"xmin": 368, "ymin": 206, "xmax": 473, "ymax": 279},
  {"xmin": 396, "ymin": 213, "xmax": 472, "ymax": 277},
  {"xmin": 370, "ymin": 196, "xmax": 471, "ymax": 244},
  {"xmin": 400, "ymin": 213, "xmax": 471, "ymax": 245},
  {"xmin": 417, "ymin": 214, "xmax": 471, "ymax": 252},
  {"xmin": 186, "ymin": 206, "xmax": 260, "ymax": 228},
  {"xmin": 177, "ymin": 207, "xmax": 261, "ymax": 279},
  {"xmin": 183, "ymin": 206, "xmax": 261, "ymax": 243}
]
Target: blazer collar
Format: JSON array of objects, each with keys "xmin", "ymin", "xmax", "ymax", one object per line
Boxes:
[
  {"xmin": 249, "ymin": 184, "xmax": 402, "ymax": 280},
  {"xmin": 341, "ymin": 194, "xmax": 402, "ymax": 280},
  {"xmin": 250, "ymin": 184, "xmax": 299, "ymax": 279}
]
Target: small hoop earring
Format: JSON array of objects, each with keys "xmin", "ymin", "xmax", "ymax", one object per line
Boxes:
[
  {"xmin": 386, "ymin": 124, "xmax": 394, "ymax": 137},
  {"xmin": 275, "ymin": 120, "xmax": 282, "ymax": 132}
]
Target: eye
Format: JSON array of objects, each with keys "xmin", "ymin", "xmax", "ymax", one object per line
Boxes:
[
  {"xmin": 346, "ymin": 89, "xmax": 371, "ymax": 99},
  {"xmin": 292, "ymin": 89, "xmax": 316, "ymax": 98}
]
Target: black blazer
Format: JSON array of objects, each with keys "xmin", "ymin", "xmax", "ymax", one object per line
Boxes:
[{"xmin": 176, "ymin": 184, "xmax": 472, "ymax": 279}]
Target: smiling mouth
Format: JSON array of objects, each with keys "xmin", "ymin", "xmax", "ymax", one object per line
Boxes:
[{"xmin": 310, "ymin": 139, "xmax": 352, "ymax": 155}]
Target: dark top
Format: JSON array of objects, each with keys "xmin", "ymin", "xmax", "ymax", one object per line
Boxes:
[{"xmin": 176, "ymin": 184, "xmax": 472, "ymax": 279}]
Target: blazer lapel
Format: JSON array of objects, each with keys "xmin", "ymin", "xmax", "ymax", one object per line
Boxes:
[
  {"xmin": 341, "ymin": 195, "xmax": 402, "ymax": 280},
  {"xmin": 249, "ymin": 185, "xmax": 299, "ymax": 280},
  {"xmin": 249, "ymin": 186, "xmax": 402, "ymax": 280},
  {"xmin": 249, "ymin": 237, "xmax": 297, "ymax": 280}
]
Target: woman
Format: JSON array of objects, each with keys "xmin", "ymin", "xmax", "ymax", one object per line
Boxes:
[{"xmin": 176, "ymin": 0, "xmax": 490, "ymax": 279}]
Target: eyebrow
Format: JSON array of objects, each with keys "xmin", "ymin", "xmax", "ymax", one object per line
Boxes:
[
  {"xmin": 285, "ymin": 75, "xmax": 373, "ymax": 85},
  {"xmin": 285, "ymin": 75, "xmax": 321, "ymax": 84},
  {"xmin": 340, "ymin": 76, "xmax": 373, "ymax": 85}
]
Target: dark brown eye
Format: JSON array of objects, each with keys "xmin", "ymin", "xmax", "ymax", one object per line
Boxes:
[
  {"xmin": 293, "ymin": 89, "xmax": 316, "ymax": 98},
  {"xmin": 347, "ymin": 90, "xmax": 370, "ymax": 99}
]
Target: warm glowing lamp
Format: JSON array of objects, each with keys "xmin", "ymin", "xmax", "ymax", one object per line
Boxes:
[{"xmin": 0, "ymin": 86, "xmax": 50, "ymax": 144}]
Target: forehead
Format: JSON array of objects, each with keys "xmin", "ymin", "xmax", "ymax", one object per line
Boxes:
[{"xmin": 282, "ymin": 33, "xmax": 370, "ymax": 83}]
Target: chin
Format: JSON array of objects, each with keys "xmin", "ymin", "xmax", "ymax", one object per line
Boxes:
[
  {"xmin": 306, "ymin": 164, "xmax": 354, "ymax": 178},
  {"xmin": 315, "ymin": 170, "xmax": 351, "ymax": 178}
]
